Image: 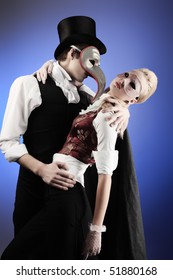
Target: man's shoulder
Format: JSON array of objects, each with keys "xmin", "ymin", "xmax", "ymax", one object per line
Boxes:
[
  {"xmin": 10, "ymin": 75, "xmax": 40, "ymax": 98},
  {"xmin": 13, "ymin": 75, "xmax": 37, "ymax": 86}
]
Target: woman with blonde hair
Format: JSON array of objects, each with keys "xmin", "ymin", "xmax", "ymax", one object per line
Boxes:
[{"xmin": 51, "ymin": 67, "xmax": 158, "ymax": 258}]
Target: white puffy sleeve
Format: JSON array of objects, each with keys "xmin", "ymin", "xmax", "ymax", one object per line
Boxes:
[{"xmin": 92, "ymin": 111, "xmax": 119, "ymax": 175}]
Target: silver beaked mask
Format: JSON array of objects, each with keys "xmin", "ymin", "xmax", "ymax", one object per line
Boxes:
[{"xmin": 71, "ymin": 45, "xmax": 106, "ymax": 102}]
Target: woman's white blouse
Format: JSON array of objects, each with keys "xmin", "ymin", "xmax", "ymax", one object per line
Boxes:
[{"xmin": 53, "ymin": 111, "xmax": 119, "ymax": 186}]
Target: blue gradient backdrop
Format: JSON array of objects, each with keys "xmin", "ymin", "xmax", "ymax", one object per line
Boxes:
[{"xmin": 0, "ymin": 0, "xmax": 173, "ymax": 259}]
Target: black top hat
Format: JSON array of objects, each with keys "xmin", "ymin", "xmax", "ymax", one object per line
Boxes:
[{"xmin": 54, "ymin": 16, "xmax": 106, "ymax": 58}]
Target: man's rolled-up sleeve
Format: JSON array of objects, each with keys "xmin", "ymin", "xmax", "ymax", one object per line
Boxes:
[{"xmin": 0, "ymin": 75, "xmax": 41, "ymax": 162}]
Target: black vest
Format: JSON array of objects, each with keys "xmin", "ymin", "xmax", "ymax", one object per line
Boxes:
[{"xmin": 23, "ymin": 76, "xmax": 90, "ymax": 163}]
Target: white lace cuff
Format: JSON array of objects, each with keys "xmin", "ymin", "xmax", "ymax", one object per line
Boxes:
[{"xmin": 89, "ymin": 223, "xmax": 106, "ymax": 233}]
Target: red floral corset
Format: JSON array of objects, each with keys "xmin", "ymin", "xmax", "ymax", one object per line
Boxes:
[{"xmin": 58, "ymin": 111, "xmax": 98, "ymax": 164}]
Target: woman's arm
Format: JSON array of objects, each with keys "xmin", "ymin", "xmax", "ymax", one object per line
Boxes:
[
  {"xmin": 82, "ymin": 174, "xmax": 111, "ymax": 259},
  {"xmin": 34, "ymin": 60, "xmax": 54, "ymax": 84},
  {"xmin": 92, "ymin": 174, "xmax": 111, "ymax": 226},
  {"xmin": 82, "ymin": 111, "xmax": 119, "ymax": 259}
]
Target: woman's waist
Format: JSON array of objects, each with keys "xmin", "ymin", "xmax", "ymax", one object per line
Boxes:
[{"xmin": 52, "ymin": 153, "xmax": 89, "ymax": 186}]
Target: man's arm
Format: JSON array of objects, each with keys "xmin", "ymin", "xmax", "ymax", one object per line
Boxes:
[
  {"xmin": 102, "ymin": 95, "xmax": 130, "ymax": 137},
  {"xmin": 0, "ymin": 75, "xmax": 75, "ymax": 190},
  {"xmin": 0, "ymin": 75, "xmax": 40, "ymax": 162},
  {"xmin": 17, "ymin": 154, "xmax": 76, "ymax": 190}
]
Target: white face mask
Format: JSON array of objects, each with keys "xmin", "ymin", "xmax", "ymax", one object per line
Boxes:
[
  {"xmin": 71, "ymin": 45, "xmax": 106, "ymax": 101},
  {"xmin": 123, "ymin": 73, "xmax": 141, "ymax": 99}
]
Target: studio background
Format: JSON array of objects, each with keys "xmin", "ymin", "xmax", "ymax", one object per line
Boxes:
[{"xmin": 0, "ymin": 0, "xmax": 173, "ymax": 259}]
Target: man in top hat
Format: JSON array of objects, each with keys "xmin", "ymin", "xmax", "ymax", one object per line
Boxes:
[
  {"xmin": 0, "ymin": 15, "xmax": 107, "ymax": 232},
  {"xmin": 54, "ymin": 15, "xmax": 106, "ymax": 57},
  {"xmin": 0, "ymin": 16, "xmax": 146, "ymax": 259}
]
